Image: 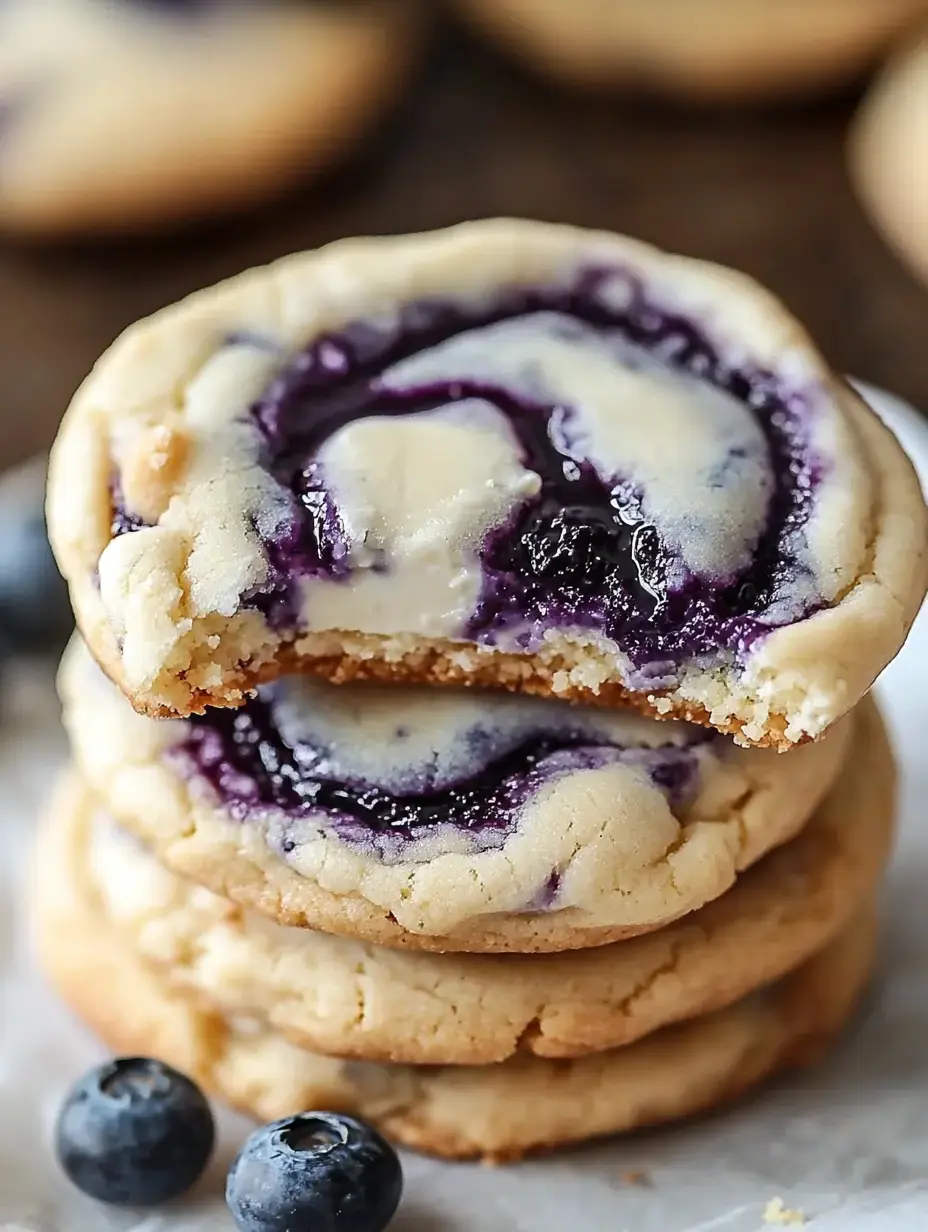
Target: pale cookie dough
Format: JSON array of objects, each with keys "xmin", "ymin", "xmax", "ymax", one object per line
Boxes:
[
  {"xmin": 33, "ymin": 831, "xmax": 878, "ymax": 1163},
  {"xmin": 451, "ymin": 0, "xmax": 928, "ymax": 103},
  {"xmin": 51, "ymin": 696, "xmax": 893, "ymax": 1064},
  {"xmin": 0, "ymin": 0, "xmax": 419, "ymax": 235},
  {"xmin": 47, "ymin": 219, "xmax": 928, "ymax": 747},
  {"xmin": 60, "ymin": 636, "xmax": 854, "ymax": 952},
  {"xmin": 851, "ymin": 35, "xmax": 928, "ymax": 288}
]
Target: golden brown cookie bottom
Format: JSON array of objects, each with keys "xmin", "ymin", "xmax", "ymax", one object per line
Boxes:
[{"xmin": 89, "ymin": 625, "xmax": 792, "ymax": 747}]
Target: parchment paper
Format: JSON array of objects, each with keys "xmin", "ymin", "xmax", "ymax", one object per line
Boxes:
[{"xmin": 2, "ymin": 385, "xmax": 927, "ymax": 1232}]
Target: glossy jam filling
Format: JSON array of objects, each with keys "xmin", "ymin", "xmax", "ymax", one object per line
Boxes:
[
  {"xmin": 113, "ymin": 270, "xmax": 821, "ymax": 672},
  {"xmin": 172, "ymin": 686, "xmax": 709, "ymax": 847}
]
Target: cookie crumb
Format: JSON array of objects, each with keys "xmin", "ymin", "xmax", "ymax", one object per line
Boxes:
[
  {"xmin": 764, "ymin": 1197, "xmax": 806, "ymax": 1225},
  {"xmin": 620, "ymin": 1170, "xmax": 651, "ymax": 1187}
]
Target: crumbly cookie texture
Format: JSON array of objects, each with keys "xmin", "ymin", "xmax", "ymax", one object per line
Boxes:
[
  {"xmin": 764, "ymin": 1198, "xmax": 807, "ymax": 1227},
  {"xmin": 0, "ymin": 0, "xmax": 418, "ymax": 235},
  {"xmin": 851, "ymin": 38, "xmax": 928, "ymax": 289},
  {"xmin": 33, "ymin": 828, "xmax": 878, "ymax": 1164},
  {"xmin": 47, "ymin": 219, "xmax": 928, "ymax": 747},
  {"xmin": 60, "ymin": 638, "xmax": 854, "ymax": 951},
  {"xmin": 51, "ymin": 697, "xmax": 893, "ymax": 1065},
  {"xmin": 451, "ymin": 0, "xmax": 928, "ymax": 102}
]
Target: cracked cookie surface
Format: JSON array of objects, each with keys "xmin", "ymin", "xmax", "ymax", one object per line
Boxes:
[
  {"xmin": 61, "ymin": 636, "xmax": 853, "ymax": 951},
  {"xmin": 33, "ymin": 829, "xmax": 878, "ymax": 1162},
  {"xmin": 49, "ymin": 696, "xmax": 892, "ymax": 1063},
  {"xmin": 0, "ymin": 0, "xmax": 418, "ymax": 235},
  {"xmin": 48, "ymin": 220, "xmax": 927, "ymax": 746}
]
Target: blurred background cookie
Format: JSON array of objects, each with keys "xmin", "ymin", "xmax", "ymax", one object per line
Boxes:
[
  {"xmin": 0, "ymin": 0, "xmax": 421, "ymax": 235},
  {"xmin": 450, "ymin": 0, "xmax": 928, "ymax": 103},
  {"xmin": 851, "ymin": 34, "xmax": 928, "ymax": 285}
]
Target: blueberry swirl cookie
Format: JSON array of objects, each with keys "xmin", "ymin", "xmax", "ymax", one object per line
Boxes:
[
  {"xmin": 35, "ymin": 818, "xmax": 878, "ymax": 1162},
  {"xmin": 60, "ymin": 637, "xmax": 852, "ymax": 951},
  {"xmin": 451, "ymin": 0, "xmax": 928, "ymax": 103},
  {"xmin": 51, "ymin": 697, "xmax": 893, "ymax": 1063},
  {"xmin": 0, "ymin": 0, "xmax": 418, "ymax": 234},
  {"xmin": 48, "ymin": 221, "xmax": 927, "ymax": 745}
]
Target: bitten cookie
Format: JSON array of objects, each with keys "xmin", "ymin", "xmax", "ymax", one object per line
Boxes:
[
  {"xmin": 34, "ymin": 834, "xmax": 878, "ymax": 1163},
  {"xmin": 0, "ymin": 0, "xmax": 418, "ymax": 235},
  {"xmin": 51, "ymin": 695, "xmax": 893, "ymax": 1064},
  {"xmin": 60, "ymin": 636, "xmax": 854, "ymax": 952},
  {"xmin": 451, "ymin": 0, "xmax": 928, "ymax": 103},
  {"xmin": 47, "ymin": 219, "xmax": 927, "ymax": 746},
  {"xmin": 851, "ymin": 35, "xmax": 928, "ymax": 288}
]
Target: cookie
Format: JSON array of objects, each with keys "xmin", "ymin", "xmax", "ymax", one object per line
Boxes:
[
  {"xmin": 33, "ymin": 827, "xmax": 878, "ymax": 1163},
  {"xmin": 451, "ymin": 0, "xmax": 928, "ymax": 103},
  {"xmin": 51, "ymin": 695, "xmax": 892, "ymax": 1065},
  {"xmin": 851, "ymin": 36, "xmax": 928, "ymax": 288},
  {"xmin": 60, "ymin": 636, "xmax": 854, "ymax": 952},
  {"xmin": 47, "ymin": 219, "xmax": 927, "ymax": 747},
  {"xmin": 0, "ymin": 0, "xmax": 419, "ymax": 235}
]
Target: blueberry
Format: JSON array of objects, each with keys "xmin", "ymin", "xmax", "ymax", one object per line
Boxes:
[
  {"xmin": 55, "ymin": 1057, "xmax": 215, "ymax": 1206},
  {"xmin": 226, "ymin": 1112, "xmax": 403, "ymax": 1232},
  {"xmin": 0, "ymin": 456, "xmax": 72, "ymax": 656}
]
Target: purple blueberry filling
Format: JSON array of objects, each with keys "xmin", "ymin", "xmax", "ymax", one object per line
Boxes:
[
  {"xmin": 171, "ymin": 685, "xmax": 709, "ymax": 849},
  {"xmin": 109, "ymin": 478, "xmax": 145, "ymax": 538},
  {"xmin": 112, "ymin": 268, "xmax": 824, "ymax": 674},
  {"xmin": 248, "ymin": 272, "xmax": 820, "ymax": 665},
  {"xmin": 526, "ymin": 871, "xmax": 562, "ymax": 912}
]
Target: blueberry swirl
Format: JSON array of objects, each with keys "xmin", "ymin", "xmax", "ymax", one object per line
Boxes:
[
  {"xmin": 173, "ymin": 675, "xmax": 711, "ymax": 859},
  {"xmin": 61, "ymin": 634, "xmax": 860, "ymax": 937},
  {"xmin": 110, "ymin": 275, "xmax": 829, "ymax": 679},
  {"xmin": 219, "ymin": 272, "xmax": 829, "ymax": 679}
]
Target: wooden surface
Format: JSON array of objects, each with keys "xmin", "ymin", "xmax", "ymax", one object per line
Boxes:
[{"xmin": 1, "ymin": 23, "xmax": 925, "ymax": 469}]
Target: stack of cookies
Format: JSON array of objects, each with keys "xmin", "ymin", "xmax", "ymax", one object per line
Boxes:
[{"xmin": 39, "ymin": 219, "xmax": 928, "ymax": 1161}]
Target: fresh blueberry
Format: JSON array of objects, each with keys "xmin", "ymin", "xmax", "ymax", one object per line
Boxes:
[
  {"xmin": 0, "ymin": 455, "xmax": 72, "ymax": 656},
  {"xmin": 226, "ymin": 1112, "xmax": 403, "ymax": 1232},
  {"xmin": 55, "ymin": 1057, "xmax": 215, "ymax": 1206}
]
